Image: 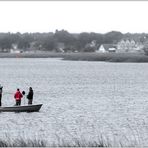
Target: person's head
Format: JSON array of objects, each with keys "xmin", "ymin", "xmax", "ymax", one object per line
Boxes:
[
  {"xmin": 22, "ymin": 91, "xmax": 25, "ymax": 95},
  {"xmin": 29, "ymin": 87, "xmax": 32, "ymax": 91},
  {"xmin": 17, "ymin": 88, "xmax": 20, "ymax": 91}
]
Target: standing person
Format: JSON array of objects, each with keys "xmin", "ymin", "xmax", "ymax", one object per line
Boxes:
[
  {"xmin": 14, "ymin": 88, "xmax": 23, "ymax": 106},
  {"xmin": 22, "ymin": 91, "xmax": 26, "ymax": 105},
  {"xmin": 0, "ymin": 85, "xmax": 3, "ymax": 106},
  {"xmin": 27, "ymin": 87, "xmax": 34, "ymax": 105}
]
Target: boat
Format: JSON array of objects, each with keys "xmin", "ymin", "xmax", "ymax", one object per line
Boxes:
[{"xmin": 0, "ymin": 104, "xmax": 43, "ymax": 112}]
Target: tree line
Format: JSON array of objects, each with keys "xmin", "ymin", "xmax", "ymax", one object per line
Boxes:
[{"xmin": 0, "ymin": 30, "xmax": 147, "ymax": 52}]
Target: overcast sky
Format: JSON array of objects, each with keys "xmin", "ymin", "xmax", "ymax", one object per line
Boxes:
[{"xmin": 0, "ymin": 1, "xmax": 148, "ymax": 34}]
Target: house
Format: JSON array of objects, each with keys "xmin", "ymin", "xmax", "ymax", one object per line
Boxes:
[
  {"xmin": 10, "ymin": 49, "xmax": 21, "ymax": 53},
  {"xmin": 116, "ymin": 38, "xmax": 144, "ymax": 53},
  {"xmin": 10, "ymin": 43, "xmax": 22, "ymax": 53},
  {"xmin": 96, "ymin": 44, "xmax": 116, "ymax": 53}
]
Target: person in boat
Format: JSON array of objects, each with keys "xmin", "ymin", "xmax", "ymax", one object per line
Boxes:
[
  {"xmin": 14, "ymin": 88, "xmax": 23, "ymax": 106},
  {"xmin": 22, "ymin": 91, "xmax": 25, "ymax": 96},
  {"xmin": 27, "ymin": 87, "xmax": 34, "ymax": 105},
  {"xmin": 0, "ymin": 84, "xmax": 3, "ymax": 106}
]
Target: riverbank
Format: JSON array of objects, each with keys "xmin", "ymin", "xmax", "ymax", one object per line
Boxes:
[{"xmin": 0, "ymin": 52, "xmax": 148, "ymax": 62}]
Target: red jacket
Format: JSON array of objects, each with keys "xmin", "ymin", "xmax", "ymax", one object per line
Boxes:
[{"xmin": 14, "ymin": 91, "xmax": 23, "ymax": 101}]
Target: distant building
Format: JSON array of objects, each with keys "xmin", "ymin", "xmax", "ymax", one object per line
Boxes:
[
  {"xmin": 116, "ymin": 38, "xmax": 144, "ymax": 53},
  {"xmin": 96, "ymin": 44, "xmax": 116, "ymax": 53},
  {"xmin": 10, "ymin": 43, "xmax": 22, "ymax": 53}
]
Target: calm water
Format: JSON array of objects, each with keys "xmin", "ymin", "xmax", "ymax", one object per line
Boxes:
[{"xmin": 0, "ymin": 58, "xmax": 148, "ymax": 146}]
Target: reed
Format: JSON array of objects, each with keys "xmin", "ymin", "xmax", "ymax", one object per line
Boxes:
[
  {"xmin": 0, "ymin": 134, "xmax": 141, "ymax": 147},
  {"xmin": 0, "ymin": 138, "xmax": 46, "ymax": 147}
]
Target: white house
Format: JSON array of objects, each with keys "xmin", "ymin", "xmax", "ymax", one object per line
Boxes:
[
  {"xmin": 96, "ymin": 44, "xmax": 116, "ymax": 53},
  {"xmin": 10, "ymin": 49, "xmax": 22, "ymax": 53},
  {"xmin": 10, "ymin": 44, "xmax": 22, "ymax": 53}
]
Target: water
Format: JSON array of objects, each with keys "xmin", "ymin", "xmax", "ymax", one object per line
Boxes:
[{"xmin": 0, "ymin": 58, "xmax": 148, "ymax": 146}]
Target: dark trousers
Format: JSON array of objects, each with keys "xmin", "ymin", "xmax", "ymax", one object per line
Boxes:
[
  {"xmin": 28, "ymin": 99, "xmax": 33, "ymax": 105},
  {"xmin": 16, "ymin": 100, "xmax": 21, "ymax": 106},
  {"xmin": 0, "ymin": 94, "xmax": 2, "ymax": 106}
]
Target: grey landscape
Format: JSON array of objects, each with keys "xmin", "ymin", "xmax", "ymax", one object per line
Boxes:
[{"xmin": 1, "ymin": 0, "xmax": 148, "ymax": 147}]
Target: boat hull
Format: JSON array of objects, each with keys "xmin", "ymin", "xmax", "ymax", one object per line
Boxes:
[{"xmin": 0, "ymin": 104, "xmax": 42, "ymax": 112}]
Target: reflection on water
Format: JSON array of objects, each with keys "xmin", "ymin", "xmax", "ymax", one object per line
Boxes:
[{"xmin": 0, "ymin": 58, "xmax": 148, "ymax": 145}]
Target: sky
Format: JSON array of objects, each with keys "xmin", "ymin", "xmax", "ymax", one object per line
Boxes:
[{"xmin": 0, "ymin": 1, "xmax": 148, "ymax": 34}]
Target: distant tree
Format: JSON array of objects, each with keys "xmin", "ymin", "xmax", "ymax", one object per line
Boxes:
[
  {"xmin": 92, "ymin": 33, "xmax": 104, "ymax": 44},
  {"xmin": 17, "ymin": 33, "xmax": 34, "ymax": 49},
  {"xmin": 78, "ymin": 32, "xmax": 91, "ymax": 49},
  {"xmin": 103, "ymin": 31, "xmax": 123, "ymax": 44},
  {"xmin": 0, "ymin": 30, "xmax": 148, "ymax": 54},
  {"xmin": 41, "ymin": 35, "xmax": 56, "ymax": 51},
  {"xmin": 143, "ymin": 40, "xmax": 148, "ymax": 55},
  {"xmin": 83, "ymin": 45, "xmax": 96, "ymax": 52},
  {"xmin": 54, "ymin": 29, "xmax": 78, "ymax": 51},
  {"xmin": 140, "ymin": 35, "xmax": 148, "ymax": 43},
  {"xmin": 55, "ymin": 30, "xmax": 72, "ymax": 43},
  {"xmin": 0, "ymin": 33, "xmax": 13, "ymax": 50}
]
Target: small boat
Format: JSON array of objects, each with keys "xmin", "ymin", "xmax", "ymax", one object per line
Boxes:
[{"xmin": 0, "ymin": 104, "xmax": 43, "ymax": 112}]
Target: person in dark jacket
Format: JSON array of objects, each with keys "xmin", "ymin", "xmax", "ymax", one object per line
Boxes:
[
  {"xmin": 0, "ymin": 85, "xmax": 3, "ymax": 106},
  {"xmin": 27, "ymin": 87, "xmax": 34, "ymax": 105},
  {"xmin": 14, "ymin": 88, "xmax": 23, "ymax": 106}
]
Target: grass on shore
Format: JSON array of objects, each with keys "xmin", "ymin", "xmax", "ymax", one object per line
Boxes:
[
  {"xmin": 0, "ymin": 135, "xmax": 140, "ymax": 147},
  {"xmin": 0, "ymin": 52, "xmax": 148, "ymax": 62},
  {"xmin": 0, "ymin": 138, "xmax": 46, "ymax": 147},
  {"xmin": 62, "ymin": 52, "xmax": 148, "ymax": 62},
  {"xmin": 0, "ymin": 138, "xmax": 112, "ymax": 147}
]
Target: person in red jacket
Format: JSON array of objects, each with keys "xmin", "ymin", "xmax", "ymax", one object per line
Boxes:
[{"xmin": 14, "ymin": 88, "xmax": 23, "ymax": 106}]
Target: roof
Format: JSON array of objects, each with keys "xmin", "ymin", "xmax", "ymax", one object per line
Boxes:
[{"xmin": 120, "ymin": 37, "xmax": 141, "ymax": 43}]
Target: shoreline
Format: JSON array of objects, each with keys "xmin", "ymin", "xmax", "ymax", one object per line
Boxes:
[{"xmin": 0, "ymin": 52, "xmax": 148, "ymax": 62}]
